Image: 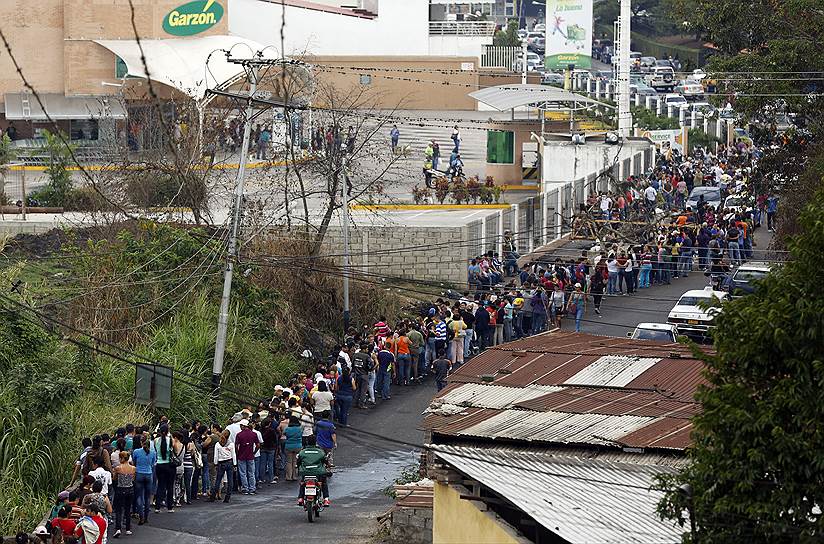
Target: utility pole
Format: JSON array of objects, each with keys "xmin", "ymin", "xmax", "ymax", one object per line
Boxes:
[
  {"xmin": 211, "ymin": 60, "xmax": 258, "ymax": 412},
  {"xmin": 341, "ymin": 160, "xmax": 351, "ymax": 333},
  {"xmin": 617, "ymin": 0, "xmax": 633, "ymax": 136},
  {"xmin": 521, "ymin": 40, "xmax": 528, "ymax": 84}
]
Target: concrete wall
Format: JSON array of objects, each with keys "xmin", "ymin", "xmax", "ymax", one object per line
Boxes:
[
  {"xmin": 390, "ymin": 506, "xmax": 433, "ymax": 544},
  {"xmin": 433, "ymin": 483, "xmax": 530, "ymax": 544},
  {"xmin": 542, "ymin": 138, "xmax": 652, "ymax": 185},
  {"xmin": 307, "ymin": 56, "xmax": 480, "ymax": 110},
  {"xmin": 321, "ymin": 224, "xmax": 470, "ymax": 286},
  {"xmin": 230, "ymin": 0, "xmax": 430, "ymax": 56}
]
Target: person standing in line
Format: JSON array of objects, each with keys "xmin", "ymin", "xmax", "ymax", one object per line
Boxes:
[
  {"xmin": 235, "ymin": 420, "xmax": 259, "ymax": 495},
  {"xmin": 375, "ymin": 342, "xmax": 395, "ymax": 401},
  {"xmin": 590, "ymin": 262, "xmax": 605, "ymax": 315},
  {"xmin": 433, "ymin": 349, "xmax": 452, "ymax": 391},
  {"xmin": 567, "ymin": 283, "xmax": 587, "ymax": 333},
  {"xmin": 283, "ymin": 417, "xmax": 303, "ymax": 482},
  {"xmin": 448, "ymin": 311, "xmax": 466, "ymax": 368},
  {"xmin": 390, "ymin": 125, "xmax": 400, "ymax": 154},
  {"xmin": 112, "ymin": 451, "xmax": 135, "ymax": 538},
  {"xmin": 131, "ymin": 436, "xmax": 154, "ymax": 526},
  {"xmin": 208, "ymin": 430, "xmax": 235, "ymax": 503},
  {"xmin": 432, "ymin": 140, "xmax": 441, "ymax": 170},
  {"xmin": 153, "ymin": 424, "xmax": 175, "ymax": 513}
]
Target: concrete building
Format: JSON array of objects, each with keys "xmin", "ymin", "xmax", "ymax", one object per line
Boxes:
[{"xmin": 424, "ymin": 331, "xmax": 704, "ymax": 543}]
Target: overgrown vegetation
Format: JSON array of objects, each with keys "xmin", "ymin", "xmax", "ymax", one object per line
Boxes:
[{"xmin": 0, "ymin": 222, "xmax": 410, "ymax": 534}]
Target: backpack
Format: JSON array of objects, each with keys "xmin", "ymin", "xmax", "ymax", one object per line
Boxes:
[
  {"xmin": 575, "ymin": 263, "xmax": 586, "ymax": 282},
  {"xmin": 445, "ymin": 319, "xmax": 455, "ymax": 341}
]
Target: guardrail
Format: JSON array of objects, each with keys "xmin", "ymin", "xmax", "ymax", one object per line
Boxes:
[
  {"xmin": 481, "ymin": 45, "xmax": 520, "ymax": 69},
  {"xmin": 429, "ymin": 21, "xmax": 496, "ymax": 36}
]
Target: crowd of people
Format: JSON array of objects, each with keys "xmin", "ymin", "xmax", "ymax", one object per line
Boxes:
[{"xmin": 462, "ymin": 138, "xmax": 775, "ymax": 335}]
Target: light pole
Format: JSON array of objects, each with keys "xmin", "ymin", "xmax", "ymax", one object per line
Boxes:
[{"xmin": 616, "ymin": 0, "xmax": 633, "ymax": 136}]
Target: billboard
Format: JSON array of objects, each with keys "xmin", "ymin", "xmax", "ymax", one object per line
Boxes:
[{"xmin": 545, "ymin": 0, "xmax": 593, "ymax": 70}]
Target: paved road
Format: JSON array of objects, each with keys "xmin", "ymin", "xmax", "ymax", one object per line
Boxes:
[{"xmin": 126, "ymin": 380, "xmax": 438, "ymax": 544}]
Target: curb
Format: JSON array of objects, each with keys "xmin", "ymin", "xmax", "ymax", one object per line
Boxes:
[{"xmin": 350, "ymin": 204, "xmax": 512, "ymax": 211}]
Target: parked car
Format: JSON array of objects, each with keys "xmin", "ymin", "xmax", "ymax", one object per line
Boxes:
[
  {"xmin": 667, "ymin": 287, "xmax": 728, "ymax": 340},
  {"xmin": 541, "ymin": 72, "xmax": 565, "ymax": 87},
  {"xmin": 689, "ymin": 101, "xmax": 716, "ymax": 116},
  {"xmin": 534, "ymin": 23, "xmax": 546, "ymax": 33},
  {"xmin": 675, "ymin": 80, "xmax": 704, "ymax": 100},
  {"xmin": 630, "ymin": 80, "xmax": 657, "ymax": 96},
  {"xmin": 655, "ymin": 58, "xmax": 677, "ymax": 70},
  {"xmin": 629, "ymin": 51, "xmax": 643, "ymax": 70},
  {"xmin": 727, "ymin": 263, "xmax": 772, "ymax": 296},
  {"xmin": 664, "ymin": 93, "xmax": 689, "ymax": 110},
  {"xmin": 517, "ymin": 29, "xmax": 528, "ymax": 41},
  {"xmin": 646, "ymin": 66, "xmax": 676, "ymax": 92},
  {"xmin": 639, "ymin": 56, "xmax": 657, "ymax": 73},
  {"xmin": 526, "ymin": 32, "xmax": 544, "ymax": 45},
  {"xmin": 723, "ymin": 194, "xmax": 753, "ymax": 214},
  {"xmin": 628, "ymin": 323, "xmax": 679, "ymax": 342},
  {"xmin": 529, "ymin": 37, "xmax": 546, "ymax": 54},
  {"xmin": 686, "ymin": 186, "xmax": 723, "ymax": 210}
]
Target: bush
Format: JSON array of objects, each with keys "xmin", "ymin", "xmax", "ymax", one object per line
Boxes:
[{"xmin": 63, "ymin": 186, "xmax": 114, "ymax": 212}]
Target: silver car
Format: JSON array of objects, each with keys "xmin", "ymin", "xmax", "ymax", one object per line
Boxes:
[{"xmin": 686, "ymin": 186, "xmax": 722, "ymax": 210}]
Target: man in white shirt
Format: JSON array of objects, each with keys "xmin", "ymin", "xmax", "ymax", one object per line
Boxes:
[
  {"xmin": 644, "ymin": 184, "xmax": 657, "ymax": 209},
  {"xmin": 712, "ymin": 164, "xmax": 724, "ymax": 184},
  {"xmin": 88, "ymin": 457, "xmax": 112, "ymax": 495},
  {"xmin": 599, "ymin": 194, "xmax": 612, "ymax": 220},
  {"xmin": 226, "ymin": 416, "xmax": 243, "ymax": 444}
]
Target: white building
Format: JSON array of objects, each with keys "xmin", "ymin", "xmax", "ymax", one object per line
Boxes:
[{"xmin": 229, "ymin": 0, "xmax": 494, "ymax": 58}]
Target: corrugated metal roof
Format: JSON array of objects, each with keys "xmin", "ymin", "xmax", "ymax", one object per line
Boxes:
[
  {"xmin": 436, "ymin": 383, "xmax": 563, "ymax": 409},
  {"xmin": 457, "ymin": 410, "xmax": 655, "ymax": 446},
  {"xmin": 625, "ymin": 358, "xmax": 709, "ymax": 401},
  {"xmin": 516, "ymin": 387, "xmax": 701, "ymax": 419},
  {"xmin": 433, "ymin": 445, "xmax": 683, "ymax": 544},
  {"xmin": 564, "ymin": 355, "xmax": 661, "ymax": 387},
  {"xmin": 429, "ymin": 332, "xmax": 706, "ymax": 451},
  {"xmin": 620, "ymin": 418, "xmax": 694, "ymax": 450}
]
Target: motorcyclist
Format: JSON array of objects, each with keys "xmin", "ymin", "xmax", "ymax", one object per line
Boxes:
[{"xmin": 296, "ymin": 435, "xmax": 330, "ymax": 507}]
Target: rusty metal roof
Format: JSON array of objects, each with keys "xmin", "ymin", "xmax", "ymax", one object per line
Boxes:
[
  {"xmin": 433, "ymin": 444, "xmax": 683, "ymax": 544},
  {"xmin": 426, "ymin": 331, "xmax": 706, "ymax": 452}
]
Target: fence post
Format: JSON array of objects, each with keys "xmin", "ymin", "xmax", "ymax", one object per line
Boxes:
[
  {"xmin": 679, "ymin": 107, "xmax": 686, "ymax": 126},
  {"xmin": 690, "ymin": 111, "xmax": 697, "ymax": 129},
  {"xmin": 645, "ymin": 95, "xmax": 653, "ymax": 110},
  {"xmin": 512, "ymin": 203, "xmax": 520, "ymax": 252},
  {"xmin": 496, "ymin": 210, "xmax": 504, "ymax": 256},
  {"xmin": 657, "ymin": 97, "xmax": 664, "ymax": 116},
  {"xmin": 556, "ymin": 189, "xmax": 563, "ymax": 240},
  {"xmin": 716, "ymin": 119, "xmax": 724, "ymax": 139},
  {"xmin": 703, "ymin": 114, "xmax": 709, "ymax": 134},
  {"xmin": 634, "ymin": 92, "xmax": 641, "ymax": 107},
  {"xmin": 595, "ymin": 79, "xmax": 602, "ymax": 99},
  {"xmin": 542, "ymin": 191, "xmax": 549, "ymax": 246}
]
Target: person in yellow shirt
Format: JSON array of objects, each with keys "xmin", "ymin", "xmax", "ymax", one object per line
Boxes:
[{"xmin": 448, "ymin": 311, "xmax": 466, "ymax": 367}]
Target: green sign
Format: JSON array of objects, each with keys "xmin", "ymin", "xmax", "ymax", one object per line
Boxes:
[{"xmin": 163, "ymin": 0, "xmax": 224, "ymax": 36}]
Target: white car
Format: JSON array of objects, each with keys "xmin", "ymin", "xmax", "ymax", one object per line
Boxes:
[
  {"xmin": 628, "ymin": 323, "xmax": 679, "ymax": 342},
  {"xmin": 676, "ymin": 80, "xmax": 704, "ymax": 99},
  {"xmin": 723, "ymin": 194, "xmax": 753, "ymax": 214},
  {"xmin": 664, "ymin": 93, "xmax": 689, "ymax": 110},
  {"xmin": 533, "ymin": 23, "xmax": 546, "ymax": 33},
  {"xmin": 667, "ymin": 287, "xmax": 728, "ymax": 339},
  {"xmin": 526, "ymin": 32, "xmax": 544, "ymax": 45}
]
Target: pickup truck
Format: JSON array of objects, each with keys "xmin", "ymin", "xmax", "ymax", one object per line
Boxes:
[{"xmin": 645, "ymin": 66, "xmax": 676, "ymax": 92}]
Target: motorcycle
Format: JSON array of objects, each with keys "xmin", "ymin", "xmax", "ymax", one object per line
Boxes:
[
  {"xmin": 302, "ymin": 476, "xmax": 324, "ymax": 522},
  {"xmin": 423, "ymin": 165, "xmax": 463, "ymax": 189}
]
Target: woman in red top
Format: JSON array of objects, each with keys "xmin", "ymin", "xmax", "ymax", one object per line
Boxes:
[{"xmin": 50, "ymin": 504, "xmax": 77, "ymax": 537}]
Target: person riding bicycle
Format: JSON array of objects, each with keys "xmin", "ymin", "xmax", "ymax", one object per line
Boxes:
[{"xmin": 296, "ymin": 435, "xmax": 331, "ymax": 507}]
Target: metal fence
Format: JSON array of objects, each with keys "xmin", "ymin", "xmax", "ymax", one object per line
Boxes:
[
  {"xmin": 481, "ymin": 45, "xmax": 520, "ymax": 69},
  {"xmin": 429, "ymin": 21, "xmax": 496, "ymax": 36}
]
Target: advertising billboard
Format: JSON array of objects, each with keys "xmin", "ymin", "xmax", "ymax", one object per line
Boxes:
[{"xmin": 544, "ymin": 0, "xmax": 593, "ymax": 70}]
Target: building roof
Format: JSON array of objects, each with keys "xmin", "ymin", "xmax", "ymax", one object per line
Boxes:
[
  {"xmin": 469, "ymin": 84, "xmax": 608, "ymax": 111},
  {"xmin": 433, "ymin": 444, "xmax": 683, "ymax": 544},
  {"xmin": 94, "ymin": 36, "xmax": 270, "ymax": 100},
  {"xmin": 423, "ymin": 332, "xmax": 707, "ymax": 451},
  {"xmin": 4, "ymin": 93, "xmax": 127, "ymax": 121}
]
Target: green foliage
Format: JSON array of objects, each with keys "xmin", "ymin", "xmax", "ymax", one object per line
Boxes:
[
  {"xmin": 29, "ymin": 130, "xmax": 76, "ymax": 207},
  {"xmin": 657, "ymin": 188, "xmax": 824, "ymax": 542},
  {"xmin": 632, "ymin": 106, "xmax": 681, "ymax": 130},
  {"xmin": 0, "ymin": 133, "xmax": 16, "ymax": 166},
  {"xmin": 687, "ymin": 128, "xmax": 721, "ymax": 151},
  {"xmin": 493, "ymin": 19, "xmax": 521, "ymax": 47}
]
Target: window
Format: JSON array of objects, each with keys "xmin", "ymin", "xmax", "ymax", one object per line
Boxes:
[
  {"xmin": 359, "ymin": 74, "xmax": 372, "ymax": 86},
  {"xmin": 487, "ymin": 130, "xmax": 514, "ymax": 164},
  {"xmin": 115, "ymin": 56, "xmax": 128, "ymax": 79}
]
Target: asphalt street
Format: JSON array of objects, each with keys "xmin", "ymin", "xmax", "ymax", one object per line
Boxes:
[{"xmin": 125, "ymin": 381, "xmax": 437, "ymax": 544}]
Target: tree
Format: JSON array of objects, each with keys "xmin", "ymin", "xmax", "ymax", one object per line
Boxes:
[
  {"xmin": 493, "ymin": 20, "xmax": 521, "ymax": 47},
  {"xmin": 29, "ymin": 130, "xmax": 76, "ymax": 207},
  {"xmin": 0, "ymin": 134, "xmax": 15, "ymax": 205},
  {"xmin": 657, "ymin": 187, "xmax": 824, "ymax": 543},
  {"xmin": 668, "ymin": 0, "xmax": 824, "ymax": 245}
]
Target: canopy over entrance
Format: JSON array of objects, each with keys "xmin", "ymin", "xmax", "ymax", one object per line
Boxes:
[
  {"xmin": 94, "ymin": 36, "xmax": 274, "ymax": 100},
  {"xmin": 470, "ymin": 84, "xmax": 609, "ymax": 111}
]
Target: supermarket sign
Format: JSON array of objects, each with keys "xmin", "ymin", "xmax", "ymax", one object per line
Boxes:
[{"xmin": 163, "ymin": 0, "xmax": 224, "ymax": 36}]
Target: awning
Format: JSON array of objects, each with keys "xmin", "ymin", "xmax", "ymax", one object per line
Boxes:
[
  {"xmin": 4, "ymin": 93, "xmax": 127, "ymax": 121},
  {"xmin": 470, "ymin": 84, "xmax": 609, "ymax": 111},
  {"xmin": 433, "ymin": 444, "xmax": 683, "ymax": 544},
  {"xmin": 94, "ymin": 35, "xmax": 272, "ymax": 100}
]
